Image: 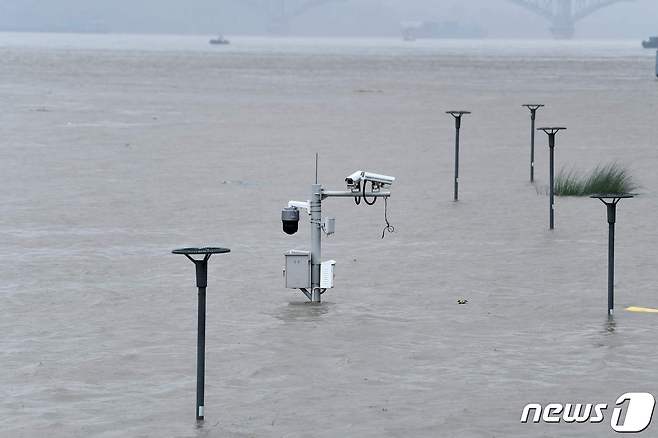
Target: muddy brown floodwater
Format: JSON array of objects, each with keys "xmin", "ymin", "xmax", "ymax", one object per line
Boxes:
[{"xmin": 1, "ymin": 35, "xmax": 658, "ymax": 437}]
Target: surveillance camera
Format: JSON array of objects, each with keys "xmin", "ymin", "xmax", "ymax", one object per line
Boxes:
[
  {"xmin": 345, "ymin": 171, "xmax": 363, "ymax": 190},
  {"xmin": 281, "ymin": 206, "xmax": 300, "ymax": 235},
  {"xmin": 345, "ymin": 171, "xmax": 396, "ymax": 191}
]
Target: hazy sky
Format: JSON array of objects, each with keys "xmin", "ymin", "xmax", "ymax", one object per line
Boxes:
[{"xmin": 0, "ymin": 0, "xmax": 655, "ymax": 38}]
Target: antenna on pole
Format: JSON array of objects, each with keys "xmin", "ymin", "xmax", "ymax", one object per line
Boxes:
[{"xmin": 315, "ymin": 153, "xmax": 319, "ymax": 184}]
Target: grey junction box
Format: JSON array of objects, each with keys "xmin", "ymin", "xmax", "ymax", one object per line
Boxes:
[{"xmin": 284, "ymin": 250, "xmax": 311, "ymax": 289}]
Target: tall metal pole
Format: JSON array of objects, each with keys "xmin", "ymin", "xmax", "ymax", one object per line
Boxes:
[
  {"xmin": 523, "ymin": 104, "xmax": 544, "ymax": 182},
  {"xmin": 172, "ymin": 247, "xmax": 230, "ymax": 423},
  {"xmin": 454, "ymin": 118, "xmax": 460, "ymax": 201},
  {"xmin": 446, "ymin": 111, "xmax": 470, "ymax": 201},
  {"xmin": 549, "ymin": 133, "xmax": 555, "ymax": 230},
  {"xmin": 291, "ymin": 185, "xmax": 391, "ymax": 304},
  {"xmin": 590, "ymin": 195, "xmax": 632, "ymax": 316},
  {"xmin": 531, "ymin": 112, "xmax": 536, "ymax": 182},
  {"xmin": 196, "ymin": 290, "xmax": 206, "ymax": 420},
  {"xmin": 194, "ymin": 257, "xmax": 209, "ymax": 421},
  {"xmin": 310, "ymin": 183, "xmax": 322, "ymax": 303},
  {"xmin": 538, "ymin": 127, "xmax": 566, "ymax": 230},
  {"xmin": 607, "ymin": 203, "xmax": 616, "ymax": 315}
]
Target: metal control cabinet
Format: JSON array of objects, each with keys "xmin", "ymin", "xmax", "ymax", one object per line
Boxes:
[{"xmin": 284, "ymin": 250, "xmax": 311, "ymax": 289}]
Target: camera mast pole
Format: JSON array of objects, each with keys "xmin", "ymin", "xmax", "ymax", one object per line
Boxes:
[
  {"xmin": 304, "ymin": 184, "xmax": 391, "ymax": 303},
  {"xmin": 284, "ymin": 168, "xmax": 395, "ymax": 304},
  {"xmin": 310, "ymin": 183, "xmax": 322, "ymax": 302}
]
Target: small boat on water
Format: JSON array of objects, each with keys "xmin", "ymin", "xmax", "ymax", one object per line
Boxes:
[
  {"xmin": 642, "ymin": 36, "xmax": 658, "ymax": 49},
  {"xmin": 209, "ymin": 34, "xmax": 230, "ymax": 45}
]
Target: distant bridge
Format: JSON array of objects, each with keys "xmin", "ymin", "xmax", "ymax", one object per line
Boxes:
[
  {"xmin": 243, "ymin": 0, "xmax": 346, "ymax": 34},
  {"xmin": 242, "ymin": 0, "xmax": 633, "ymax": 38},
  {"xmin": 507, "ymin": 0, "xmax": 634, "ymax": 38}
]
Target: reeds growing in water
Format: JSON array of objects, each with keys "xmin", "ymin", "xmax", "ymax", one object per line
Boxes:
[{"xmin": 553, "ymin": 163, "xmax": 638, "ymax": 196}]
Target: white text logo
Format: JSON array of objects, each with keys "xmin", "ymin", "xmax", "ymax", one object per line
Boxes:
[{"xmin": 521, "ymin": 393, "xmax": 655, "ymax": 433}]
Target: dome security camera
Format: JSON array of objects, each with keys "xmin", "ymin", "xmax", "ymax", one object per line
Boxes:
[{"xmin": 281, "ymin": 206, "xmax": 300, "ymax": 235}]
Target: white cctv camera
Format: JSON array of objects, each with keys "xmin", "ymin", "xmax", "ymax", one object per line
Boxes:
[{"xmin": 345, "ymin": 170, "xmax": 395, "ymax": 191}]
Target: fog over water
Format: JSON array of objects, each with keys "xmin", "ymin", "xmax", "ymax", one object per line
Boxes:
[
  {"xmin": 1, "ymin": 33, "xmax": 657, "ymax": 437},
  {"xmin": 0, "ymin": 0, "xmax": 656, "ymax": 37}
]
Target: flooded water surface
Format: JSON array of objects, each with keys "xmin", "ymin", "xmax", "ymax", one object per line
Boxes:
[{"xmin": 1, "ymin": 34, "xmax": 658, "ymax": 437}]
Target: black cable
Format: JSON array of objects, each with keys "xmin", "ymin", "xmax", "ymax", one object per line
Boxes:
[
  {"xmin": 363, "ymin": 181, "xmax": 377, "ymax": 205},
  {"xmin": 381, "ymin": 197, "xmax": 395, "ymax": 239},
  {"xmin": 354, "ymin": 182, "xmax": 361, "ymax": 205}
]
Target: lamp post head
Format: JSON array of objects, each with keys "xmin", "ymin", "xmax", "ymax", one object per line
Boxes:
[
  {"xmin": 591, "ymin": 194, "xmax": 634, "ymax": 224},
  {"xmin": 447, "ymin": 111, "xmax": 471, "ymax": 129},
  {"xmin": 590, "ymin": 193, "xmax": 635, "ymax": 205},
  {"xmin": 446, "ymin": 110, "xmax": 471, "ymax": 118},
  {"xmin": 522, "ymin": 104, "xmax": 545, "ymax": 111},
  {"xmin": 173, "ymin": 247, "xmax": 231, "ymax": 263},
  {"xmin": 172, "ymin": 247, "xmax": 230, "ymax": 296},
  {"xmin": 537, "ymin": 127, "xmax": 567, "ymax": 135},
  {"xmin": 538, "ymin": 127, "xmax": 566, "ymax": 148}
]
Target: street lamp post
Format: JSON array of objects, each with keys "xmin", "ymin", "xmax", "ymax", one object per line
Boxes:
[
  {"xmin": 590, "ymin": 195, "xmax": 634, "ymax": 316},
  {"xmin": 172, "ymin": 246, "xmax": 231, "ymax": 422},
  {"xmin": 446, "ymin": 111, "xmax": 471, "ymax": 201},
  {"xmin": 538, "ymin": 127, "xmax": 567, "ymax": 229},
  {"xmin": 522, "ymin": 104, "xmax": 544, "ymax": 182}
]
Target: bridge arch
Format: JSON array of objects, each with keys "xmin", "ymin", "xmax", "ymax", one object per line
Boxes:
[
  {"xmin": 243, "ymin": 0, "xmax": 633, "ymax": 38},
  {"xmin": 244, "ymin": 0, "xmax": 346, "ymax": 34},
  {"xmin": 507, "ymin": 0, "xmax": 634, "ymax": 38}
]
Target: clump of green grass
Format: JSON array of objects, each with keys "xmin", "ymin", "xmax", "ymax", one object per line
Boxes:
[
  {"xmin": 554, "ymin": 168, "xmax": 584, "ymax": 196},
  {"xmin": 553, "ymin": 163, "xmax": 638, "ymax": 197}
]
